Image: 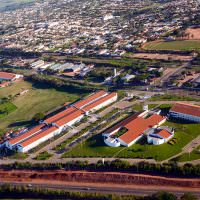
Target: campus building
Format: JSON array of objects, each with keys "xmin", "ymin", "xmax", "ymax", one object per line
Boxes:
[
  {"xmin": 147, "ymin": 127, "xmax": 174, "ymax": 145},
  {"xmin": 103, "ymin": 110, "xmax": 167, "ymax": 147},
  {"xmin": 5, "ymin": 91, "xmax": 117, "ymax": 152},
  {"xmin": 0, "ymin": 72, "xmax": 23, "ymax": 82},
  {"xmin": 169, "ymin": 102, "xmax": 200, "ymax": 123}
]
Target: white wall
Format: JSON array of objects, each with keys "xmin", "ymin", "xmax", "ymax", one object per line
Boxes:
[
  {"xmin": 104, "ymin": 138, "xmax": 120, "ymax": 147},
  {"xmin": 89, "ymin": 95, "xmax": 117, "ymax": 112},
  {"xmin": 170, "ymin": 111, "xmax": 200, "ymax": 123},
  {"xmin": 19, "ymin": 128, "xmax": 59, "ymax": 153}
]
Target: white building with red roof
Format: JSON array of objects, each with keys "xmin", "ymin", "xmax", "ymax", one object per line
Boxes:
[
  {"xmin": 169, "ymin": 102, "xmax": 200, "ymax": 123},
  {"xmin": 103, "ymin": 110, "xmax": 167, "ymax": 147},
  {"xmin": 147, "ymin": 128, "xmax": 174, "ymax": 145},
  {"xmin": 4, "ymin": 90, "xmax": 117, "ymax": 152},
  {"xmin": 0, "ymin": 72, "xmax": 23, "ymax": 82}
]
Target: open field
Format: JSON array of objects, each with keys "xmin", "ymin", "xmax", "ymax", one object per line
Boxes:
[
  {"xmin": 124, "ymin": 52, "xmax": 193, "ymax": 61},
  {"xmin": 62, "ymin": 120, "xmax": 200, "ymax": 161},
  {"xmin": 150, "ymin": 94, "xmax": 200, "ymax": 102},
  {"xmin": 0, "ymin": 101, "xmax": 17, "ymax": 119},
  {"xmin": 0, "ymin": 81, "xmax": 80, "ymax": 133},
  {"xmin": 143, "ymin": 40, "xmax": 200, "ymax": 51}
]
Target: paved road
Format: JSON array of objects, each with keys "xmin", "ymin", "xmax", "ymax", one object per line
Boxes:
[{"xmin": 0, "ymin": 181, "xmax": 200, "ymax": 197}]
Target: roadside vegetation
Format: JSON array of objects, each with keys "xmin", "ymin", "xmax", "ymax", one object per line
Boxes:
[
  {"xmin": 2, "ymin": 159, "xmax": 200, "ymax": 177},
  {"xmin": 0, "ymin": 184, "xmax": 197, "ymax": 200}
]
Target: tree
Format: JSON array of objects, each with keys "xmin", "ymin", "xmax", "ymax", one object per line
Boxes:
[
  {"xmin": 32, "ymin": 112, "xmax": 45, "ymax": 122},
  {"xmin": 180, "ymin": 193, "xmax": 198, "ymax": 200},
  {"xmin": 150, "ymin": 191, "xmax": 177, "ymax": 200}
]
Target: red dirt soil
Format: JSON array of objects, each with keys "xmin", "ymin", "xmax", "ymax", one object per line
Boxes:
[{"xmin": 0, "ymin": 170, "xmax": 200, "ymax": 189}]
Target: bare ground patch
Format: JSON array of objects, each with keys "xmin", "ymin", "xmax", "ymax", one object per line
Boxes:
[{"xmin": 128, "ymin": 52, "xmax": 193, "ymax": 61}]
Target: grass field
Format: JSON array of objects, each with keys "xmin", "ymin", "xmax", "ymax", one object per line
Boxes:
[
  {"xmin": 62, "ymin": 121, "xmax": 200, "ymax": 161},
  {"xmin": 143, "ymin": 40, "xmax": 200, "ymax": 51},
  {"xmin": 0, "ymin": 81, "xmax": 80, "ymax": 133},
  {"xmin": 150, "ymin": 94, "xmax": 200, "ymax": 102},
  {"xmin": 0, "ymin": 101, "xmax": 17, "ymax": 118}
]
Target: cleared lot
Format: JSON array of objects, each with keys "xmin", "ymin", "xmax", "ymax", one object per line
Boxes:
[{"xmin": 126, "ymin": 52, "xmax": 193, "ymax": 61}]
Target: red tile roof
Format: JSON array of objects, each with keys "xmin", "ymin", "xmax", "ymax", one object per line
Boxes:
[
  {"xmin": 119, "ymin": 114, "xmax": 165, "ymax": 145},
  {"xmin": 170, "ymin": 102, "xmax": 200, "ymax": 118},
  {"xmin": 105, "ymin": 112, "xmax": 141, "ymax": 134},
  {"xmin": 55, "ymin": 109, "xmax": 84, "ymax": 127},
  {"xmin": 106, "ymin": 112, "xmax": 165, "ymax": 145},
  {"xmin": 157, "ymin": 129, "xmax": 172, "ymax": 139},
  {"xmin": 83, "ymin": 92, "xmax": 117, "ymax": 111},
  {"xmin": 20, "ymin": 126, "xmax": 58, "ymax": 147},
  {"xmin": 45, "ymin": 107, "xmax": 78, "ymax": 124},
  {"xmin": 9, "ymin": 124, "xmax": 45, "ymax": 145},
  {"xmin": 0, "ymin": 72, "xmax": 16, "ymax": 80},
  {"xmin": 74, "ymin": 90, "xmax": 107, "ymax": 109}
]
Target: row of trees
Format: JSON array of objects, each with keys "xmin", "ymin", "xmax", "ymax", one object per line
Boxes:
[
  {"xmin": 1, "ymin": 160, "xmax": 200, "ymax": 177},
  {"xmin": 27, "ymin": 74, "xmax": 98, "ymax": 94},
  {"xmin": 0, "ymin": 184, "xmax": 198, "ymax": 200}
]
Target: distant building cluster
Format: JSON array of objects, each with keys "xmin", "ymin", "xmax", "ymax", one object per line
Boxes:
[
  {"xmin": 0, "ymin": 71, "xmax": 23, "ymax": 88},
  {"xmin": 30, "ymin": 60, "xmax": 94, "ymax": 77},
  {"xmin": 0, "ymin": 0, "xmax": 199, "ymax": 53}
]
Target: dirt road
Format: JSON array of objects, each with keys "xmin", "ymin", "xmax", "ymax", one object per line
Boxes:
[{"xmin": 0, "ymin": 170, "xmax": 200, "ymax": 197}]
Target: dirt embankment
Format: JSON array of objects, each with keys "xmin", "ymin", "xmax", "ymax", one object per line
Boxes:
[{"xmin": 0, "ymin": 170, "xmax": 200, "ymax": 188}]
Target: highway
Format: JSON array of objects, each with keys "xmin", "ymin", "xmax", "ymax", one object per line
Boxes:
[{"xmin": 1, "ymin": 181, "xmax": 200, "ymax": 197}]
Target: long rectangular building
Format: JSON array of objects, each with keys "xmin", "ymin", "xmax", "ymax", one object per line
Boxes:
[
  {"xmin": 169, "ymin": 102, "xmax": 200, "ymax": 123},
  {"xmin": 5, "ymin": 90, "xmax": 118, "ymax": 152}
]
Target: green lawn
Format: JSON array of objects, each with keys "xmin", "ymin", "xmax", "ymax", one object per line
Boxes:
[
  {"xmin": 0, "ymin": 101, "xmax": 17, "ymax": 118},
  {"xmin": 34, "ymin": 151, "xmax": 53, "ymax": 160},
  {"xmin": 0, "ymin": 81, "xmax": 80, "ymax": 133},
  {"xmin": 150, "ymin": 94, "xmax": 200, "ymax": 102},
  {"xmin": 172, "ymin": 146, "xmax": 200, "ymax": 162},
  {"xmin": 62, "ymin": 121, "xmax": 200, "ymax": 161},
  {"xmin": 144, "ymin": 40, "xmax": 200, "ymax": 51}
]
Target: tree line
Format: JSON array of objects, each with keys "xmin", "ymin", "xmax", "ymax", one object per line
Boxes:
[{"xmin": 1, "ymin": 159, "xmax": 200, "ymax": 177}]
